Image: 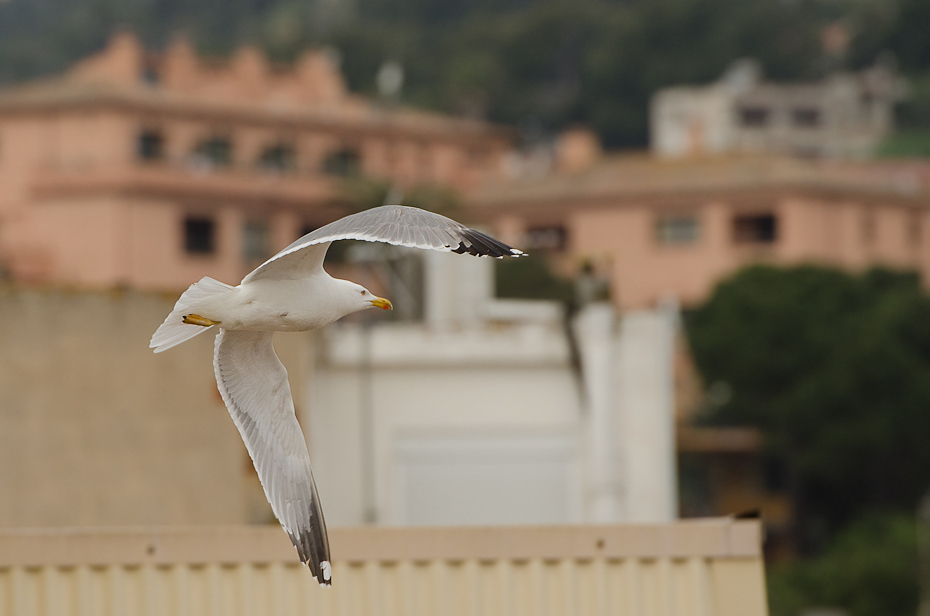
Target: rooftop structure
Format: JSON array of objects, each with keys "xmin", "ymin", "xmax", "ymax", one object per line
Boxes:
[
  {"xmin": 0, "ymin": 31, "xmax": 509, "ymax": 290},
  {"xmin": 650, "ymin": 59, "xmax": 904, "ymax": 160}
]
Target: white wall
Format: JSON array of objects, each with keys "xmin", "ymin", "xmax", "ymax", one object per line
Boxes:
[
  {"xmin": 614, "ymin": 303, "xmax": 679, "ymax": 522},
  {"xmin": 302, "ymin": 253, "xmax": 678, "ymax": 528}
]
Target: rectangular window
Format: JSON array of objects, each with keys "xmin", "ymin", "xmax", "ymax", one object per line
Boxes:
[
  {"xmin": 733, "ymin": 213, "xmax": 778, "ymax": 244},
  {"xmin": 258, "ymin": 143, "xmax": 297, "ymax": 173},
  {"xmin": 193, "ymin": 136, "xmax": 233, "ymax": 168},
  {"xmin": 792, "ymin": 108, "xmax": 821, "ymax": 128},
  {"xmin": 524, "ymin": 226, "xmax": 567, "ymax": 252},
  {"xmin": 738, "ymin": 106, "xmax": 770, "ymax": 127},
  {"xmin": 138, "ymin": 129, "xmax": 164, "ymax": 162},
  {"xmin": 322, "ymin": 148, "xmax": 361, "ymax": 177},
  {"xmin": 184, "ymin": 217, "xmax": 216, "ymax": 255},
  {"xmin": 656, "ymin": 214, "xmax": 700, "ymax": 245},
  {"xmin": 243, "ymin": 221, "xmax": 270, "ymax": 261}
]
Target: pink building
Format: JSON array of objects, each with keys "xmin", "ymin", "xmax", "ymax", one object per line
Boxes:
[
  {"xmin": 0, "ymin": 32, "xmax": 510, "ymax": 290},
  {"xmin": 472, "ymin": 150, "xmax": 930, "ymax": 309},
  {"xmin": 2, "ymin": 32, "xmax": 928, "ymax": 309}
]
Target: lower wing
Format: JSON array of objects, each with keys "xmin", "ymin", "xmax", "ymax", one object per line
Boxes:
[{"xmin": 213, "ymin": 329, "xmax": 332, "ymax": 585}]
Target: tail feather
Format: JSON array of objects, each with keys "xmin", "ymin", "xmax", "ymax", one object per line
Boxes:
[{"xmin": 150, "ymin": 277, "xmax": 235, "ymax": 353}]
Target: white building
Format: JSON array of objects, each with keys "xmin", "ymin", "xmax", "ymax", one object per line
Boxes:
[
  {"xmin": 299, "ymin": 250, "xmax": 679, "ymax": 527},
  {"xmin": 651, "ymin": 59, "xmax": 904, "ymax": 159}
]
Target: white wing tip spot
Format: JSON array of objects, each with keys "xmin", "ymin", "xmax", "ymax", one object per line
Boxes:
[{"xmin": 321, "ymin": 560, "xmax": 332, "ymax": 582}]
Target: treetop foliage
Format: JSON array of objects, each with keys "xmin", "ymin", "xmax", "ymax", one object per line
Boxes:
[{"xmin": 767, "ymin": 513, "xmax": 919, "ymax": 616}]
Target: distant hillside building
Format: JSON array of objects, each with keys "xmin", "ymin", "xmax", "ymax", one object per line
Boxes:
[
  {"xmin": 0, "ymin": 32, "xmax": 509, "ymax": 290},
  {"xmin": 650, "ymin": 59, "xmax": 903, "ymax": 159},
  {"xmin": 471, "ymin": 152, "xmax": 930, "ymax": 310}
]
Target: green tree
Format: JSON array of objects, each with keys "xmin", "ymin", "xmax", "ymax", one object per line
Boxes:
[
  {"xmin": 768, "ymin": 513, "xmax": 919, "ymax": 616},
  {"xmin": 686, "ymin": 266, "xmax": 930, "ymax": 548}
]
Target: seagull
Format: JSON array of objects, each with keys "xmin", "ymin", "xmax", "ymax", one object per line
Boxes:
[{"xmin": 149, "ymin": 205, "xmax": 523, "ymax": 585}]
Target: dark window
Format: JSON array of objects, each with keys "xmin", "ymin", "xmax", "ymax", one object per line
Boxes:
[
  {"xmin": 656, "ymin": 214, "xmax": 700, "ymax": 245},
  {"xmin": 141, "ymin": 65, "xmax": 160, "ymax": 85},
  {"xmin": 792, "ymin": 108, "xmax": 821, "ymax": 127},
  {"xmin": 192, "ymin": 136, "xmax": 232, "ymax": 167},
  {"xmin": 733, "ymin": 213, "xmax": 778, "ymax": 244},
  {"xmin": 184, "ymin": 217, "xmax": 216, "ymax": 254},
  {"xmin": 137, "ymin": 129, "xmax": 164, "ymax": 162},
  {"xmin": 738, "ymin": 106, "xmax": 770, "ymax": 127},
  {"xmin": 524, "ymin": 226, "xmax": 567, "ymax": 252},
  {"xmin": 243, "ymin": 221, "xmax": 270, "ymax": 261},
  {"xmin": 322, "ymin": 148, "xmax": 361, "ymax": 177},
  {"xmin": 258, "ymin": 143, "xmax": 296, "ymax": 173}
]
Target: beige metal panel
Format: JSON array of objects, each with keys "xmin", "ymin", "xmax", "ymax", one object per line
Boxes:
[
  {"xmin": 710, "ymin": 558, "xmax": 769, "ymax": 616},
  {"xmin": 0, "ymin": 523, "xmax": 767, "ymax": 616},
  {"xmin": 0, "ymin": 520, "xmax": 761, "ymax": 567}
]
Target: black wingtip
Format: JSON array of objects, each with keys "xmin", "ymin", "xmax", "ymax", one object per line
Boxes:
[
  {"xmin": 454, "ymin": 228, "xmax": 525, "ymax": 258},
  {"xmin": 289, "ymin": 529, "xmax": 332, "ymax": 586}
]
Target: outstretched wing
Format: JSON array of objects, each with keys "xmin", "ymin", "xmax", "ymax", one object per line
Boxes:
[
  {"xmin": 213, "ymin": 329, "xmax": 332, "ymax": 585},
  {"xmin": 242, "ymin": 205, "xmax": 523, "ymax": 284}
]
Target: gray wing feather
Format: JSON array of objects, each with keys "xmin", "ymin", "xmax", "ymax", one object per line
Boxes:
[
  {"xmin": 242, "ymin": 205, "xmax": 523, "ymax": 284},
  {"xmin": 213, "ymin": 329, "xmax": 332, "ymax": 585}
]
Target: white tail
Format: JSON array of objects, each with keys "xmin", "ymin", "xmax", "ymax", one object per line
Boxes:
[{"xmin": 150, "ymin": 277, "xmax": 235, "ymax": 353}]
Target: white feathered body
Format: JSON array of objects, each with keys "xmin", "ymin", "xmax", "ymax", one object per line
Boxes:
[
  {"xmin": 149, "ymin": 270, "xmax": 373, "ymax": 354},
  {"xmin": 196, "ymin": 274, "xmax": 358, "ymax": 332}
]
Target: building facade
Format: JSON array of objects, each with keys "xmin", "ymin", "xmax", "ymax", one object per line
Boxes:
[
  {"xmin": 650, "ymin": 59, "xmax": 903, "ymax": 160},
  {"xmin": 308, "ymin": 251, "xmax": 678, "ymax": 528},
  {"xmin": 0, "ymin": 32, "xmax": 509, "ymax": 290},
  {"xmin": 472, "ymin": 154, "xmax": 930, "ymax": 310}
]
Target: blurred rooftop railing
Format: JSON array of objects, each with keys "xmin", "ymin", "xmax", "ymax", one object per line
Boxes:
[{"xmin": 0, "ymin": 520, "xmax": 767, "ymax": 616}]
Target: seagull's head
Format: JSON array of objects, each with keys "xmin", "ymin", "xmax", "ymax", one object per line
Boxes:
[{"xmin": 338, "ymin": 280, "xmax": 393, "ymax": 314}]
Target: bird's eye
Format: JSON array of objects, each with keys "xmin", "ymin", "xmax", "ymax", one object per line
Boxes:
[{"xmin": 361, "ymin": 290, "xmax": 366, "ymax": 296}]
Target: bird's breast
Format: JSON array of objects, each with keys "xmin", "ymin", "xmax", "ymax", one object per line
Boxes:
[{"xmin": 224, "ymin": 279, "xmax": 336, "ymax": 332}]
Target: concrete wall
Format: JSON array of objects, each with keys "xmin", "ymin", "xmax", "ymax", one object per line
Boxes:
[
  {"xmin": 308, "ymin": 319, "xmax": 583, "ymax": 527},
  {"xmin": 0, "ymin": 288, "xmax": 267, "ymax": 527}
]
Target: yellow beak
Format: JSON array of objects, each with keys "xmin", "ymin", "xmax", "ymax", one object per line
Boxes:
[{"xmin": 370, "ymin": 297, "xmax": 393, "ymax": 310}]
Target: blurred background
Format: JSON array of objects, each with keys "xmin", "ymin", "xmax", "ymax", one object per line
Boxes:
[{"xmin": 1, "ymin": 1, "xmax": 929, "ymax": 615}]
